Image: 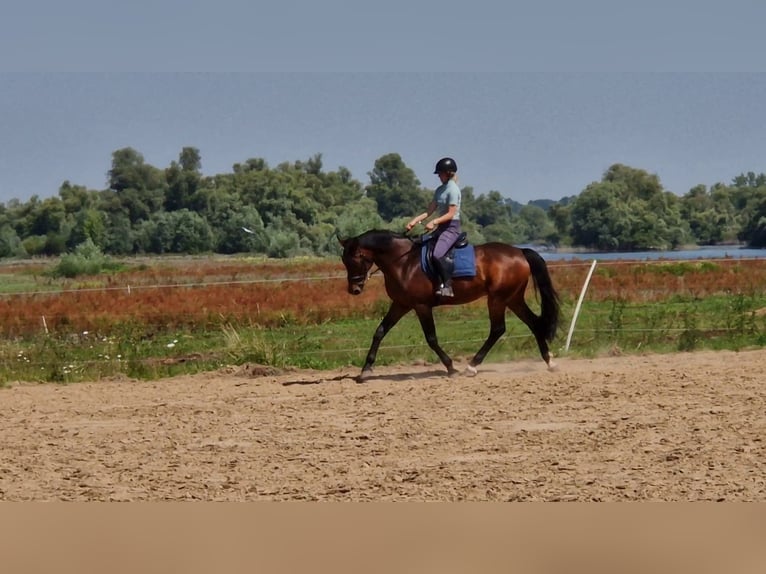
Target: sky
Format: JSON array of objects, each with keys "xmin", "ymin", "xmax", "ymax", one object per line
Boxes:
[{"xmin": 2, "ymin": 2, "xmax": 766, "ymax": 205}]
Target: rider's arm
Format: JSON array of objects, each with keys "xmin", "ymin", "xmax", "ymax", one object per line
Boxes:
[
  {"xmin": 429, "ymin": 204, "xmax": 457, "ymax": 226},
  {"xmin": 407, "ymin": 201, "xmax": 437, "ymax": 229}
]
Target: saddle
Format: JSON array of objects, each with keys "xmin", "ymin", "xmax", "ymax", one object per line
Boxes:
[{"xmin": 418, "ymin": 232, "xmax": 477, "ymax": 279}]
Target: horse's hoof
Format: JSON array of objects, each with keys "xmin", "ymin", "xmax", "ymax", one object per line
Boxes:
[
  {"xmin": 448, "ymin": 369, "xmax": 460, "ymax": 378},
  {"xmin": 547, "ymin": 360, "xmax": 559, "ymax": 372},
  {"xmin": 356, "ymin": 369, "xmax": 373, "ymax": 383},
  {"xmin": 464, "ymin": 365, "xmax": 478, "ymax": 377}
]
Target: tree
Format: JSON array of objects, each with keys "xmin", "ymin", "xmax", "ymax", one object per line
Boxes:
[
  {"xmin": 103, "ymin": 212, "xmax": 135, "ymax": 255},
  {"xmin": 738, "ymin": 187, "xmax": 766, "ymax": 247},
  {"xmin": 365, "ymin": 153, "xmax": 428, "ymax": 221},
  {"xmin": 313, "ymin": 166, "xmax": 365, "ymax": 212},
  {"xmin": 136, "ymin": 210, "xmax": 214, "ymax": 254},
  {"xmin": 264, "ymin": 221, "xmax": 302, "ymax": 258},
  {"xmin": 298, "ymin": 153, "xmax": 323, "ymax": 176},
  {"xmin": 11, "ymin": 196, "xmax": 72, "ymax": 255},
  {"xmin": 165, "ymin": 147, "xmax": 202, "ymax": 211},
  {"xmin": 602, "ymin": 163, "xmax": 663, "ymax": 201},
  {"xmin": 680, "ymin": 185, "xmax": 739, "ymax": 245},
  {"xmin": 108, "ymin": 148, "xmax": 159, "ymax": 192},
  {"xmin": 59, "ymin": 181, "xmax": 100, "ymax": 213},
  {"xmin": 732, "ymin": 171, "xmax": 766, "ymax": 189},
  {"xmin": 168, "ymin": 209, "xmax": 214, "ymax": 253},
  {"xmin": 730, "ymin": 173, "xmax": 766, "ymax": 244},
  {"xmin": 334, "ymin": 198, "xmax": 384, "ymax": 238},
  {"xmin": 569, "ymin": 164, "xmax": 689, "ymax": 250},
  {"xmin": 569, "ymin": 183, "xmax": 626, "ymax": 250},
  {"xmin": 517, "ymin": 204, "xmax": 556, "ymax": 244},
  {"xmin": 547, "ymin": 202, "xmax": 572, "ymax": 246},
  {"xmin": 0, "ymin": 224, "xmax": 25, "ymax": 258},
  {"xmin": 116, "ymin": 188, "xmax": 166, "ymax": 224},
  {"xmin": 108, "ymin": 147, "xmax": 166, "ymax": 223},
  {"xmin": 472, "ymin": 191, "xmax": 512, "ymax": 227},
  {"xmin": 68, "ymin": 208, "xmax": 106, "ymax": 250},
  {"xmin": 481, "ymin": 222, "xmax": 520, "ymax": 244},
  {"xmin": 215, "ymin": 205, "xmax": 270, "ymax": 254}
]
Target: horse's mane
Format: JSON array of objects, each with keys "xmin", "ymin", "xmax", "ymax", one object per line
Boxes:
[{"xmin": 356, "ymin": 229, "xmax": 408, "ymax": 251}]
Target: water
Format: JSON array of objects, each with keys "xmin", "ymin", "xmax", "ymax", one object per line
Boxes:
[{"xmin": 532, "ymin": 246, "xmax": 766, "ymax": 262}]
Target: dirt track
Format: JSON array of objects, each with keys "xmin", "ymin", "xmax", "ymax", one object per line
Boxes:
[{"xmin": 1, "ymin": 349, "xmax": 764, "ymax": 501}]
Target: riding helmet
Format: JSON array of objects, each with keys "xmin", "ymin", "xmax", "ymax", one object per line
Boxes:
[{"xmin": 433, "ymin": 157, "xmax": 458, "ymax": 174}]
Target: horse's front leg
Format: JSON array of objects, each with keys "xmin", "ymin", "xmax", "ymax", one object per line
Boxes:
[
  {"xmin": 414, "ymin": 305, "xmax": 458, "ymax": 377},
  {"xmin": 358, "ymin": 302, "xmax": 411, "ymax": 382}
]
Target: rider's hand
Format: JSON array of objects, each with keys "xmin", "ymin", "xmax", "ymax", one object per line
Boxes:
[{"xmin": 425, "ymin": 221, "xmax": 435, "ymax": 231}]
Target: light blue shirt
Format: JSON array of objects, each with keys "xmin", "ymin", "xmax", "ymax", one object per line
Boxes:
[{"xmin": 433, "ymin": 180, "xmax": 461, "ymax": 221}]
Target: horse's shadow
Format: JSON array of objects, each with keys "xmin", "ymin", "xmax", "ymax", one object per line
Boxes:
[{"xmin": 281, "ymin": 369, "xmax": 449, "ymax": 386}]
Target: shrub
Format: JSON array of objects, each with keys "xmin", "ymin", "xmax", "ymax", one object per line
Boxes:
[{"xmin": 49, "ymin": 239, "xmax": 124, "ymax": 278}]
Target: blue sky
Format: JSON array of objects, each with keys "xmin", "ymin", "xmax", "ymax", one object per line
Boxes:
[{"xmin": 2, "ymin": 3, "xmax": 765, "ymax": 205}]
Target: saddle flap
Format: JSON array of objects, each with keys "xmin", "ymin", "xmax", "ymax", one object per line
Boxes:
[
  {"xmin": 420, "ymin": 240, "xmax": 476, "ymax": 279},
  {"xmin": 421, "ymin": 231, "xmax": 468, "ymax": 261}
]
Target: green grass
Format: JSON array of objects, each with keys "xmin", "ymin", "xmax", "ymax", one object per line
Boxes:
[
  {"xmin": 2, "ymin": 293, "xmax": 765, "ymax": 386},
  {"xmin": 0, "ymin": 275, "xmax": 41, "ymax": 294}
]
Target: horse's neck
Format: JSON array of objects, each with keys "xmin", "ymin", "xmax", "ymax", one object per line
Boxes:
[{"xmin": 373, "ymin": 238, "xmax": 417, "ymax": 274}]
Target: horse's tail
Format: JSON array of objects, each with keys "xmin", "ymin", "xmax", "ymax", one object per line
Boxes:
[{"xmin": 522, "ymin": 248, "xmax": 560, "ymax": 343}]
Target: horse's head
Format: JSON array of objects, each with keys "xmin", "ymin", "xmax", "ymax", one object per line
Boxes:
[{"xmin": 338, "ymin": 235, "xmax": 374, "ymax": 295}]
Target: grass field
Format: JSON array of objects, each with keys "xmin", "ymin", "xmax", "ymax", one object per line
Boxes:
[{"xmin": 1, "ymin": 255, "xmax": 765, "ymax": 384}]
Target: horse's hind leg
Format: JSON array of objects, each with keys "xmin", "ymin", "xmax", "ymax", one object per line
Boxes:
[
  {"xmin": 466, "ymin": 297, "xmax": 507, "ymax": 376},
  {"xmin": 510, "ymin": 300, "xmax": 557, "ymax": 371},
  {"xmin": 414, "ymin": 306, "xmax": 458, "ymax": 376}
]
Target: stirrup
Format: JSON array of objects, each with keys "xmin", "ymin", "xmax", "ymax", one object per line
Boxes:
[{"xmin": 436, "ymin": 284, "xmax": 454, "ymax": 297}]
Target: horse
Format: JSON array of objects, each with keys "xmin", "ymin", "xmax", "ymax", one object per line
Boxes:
[{"xmin": 339, "ymin": 229, "xmax": 561, "ymax": 382}]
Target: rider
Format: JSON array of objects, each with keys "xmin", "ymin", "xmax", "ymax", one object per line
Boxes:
[{"xmin": 406, "ymin": 157, "xmax": 462, "ymax": 297}]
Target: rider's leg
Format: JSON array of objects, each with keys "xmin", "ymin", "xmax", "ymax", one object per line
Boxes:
[
  {"xmin": 432, "ymin": 222, "xmax": 460, "ymax": 297},
  {"xmin": 432, "ymin": 256, "xmax": 454, "ymax": 297}
]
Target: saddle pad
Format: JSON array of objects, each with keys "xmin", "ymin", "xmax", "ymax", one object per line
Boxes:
[{"xmin": 420, "ymin": 244, "xmax": 477, "ymax": 278}]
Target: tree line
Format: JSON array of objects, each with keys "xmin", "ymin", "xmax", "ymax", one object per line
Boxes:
[{"xmin": 1, "ymin": 147, "xmax": 765, "ymax": 259}]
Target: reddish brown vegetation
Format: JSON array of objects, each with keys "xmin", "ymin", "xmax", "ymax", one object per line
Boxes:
[
  {"xmin": 1, "ymin": 257, "xmax": 764, "ymax": 336},
  {"xmin": 548, "ymin": 258, "xmax": 766, "ymax": 302}
]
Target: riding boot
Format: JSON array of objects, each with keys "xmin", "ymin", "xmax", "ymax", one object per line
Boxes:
[{"xmin": 433, "ymin": 256, "xmax": 454, "ymax": 297}]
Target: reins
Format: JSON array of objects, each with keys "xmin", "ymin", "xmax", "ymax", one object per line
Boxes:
[{"xmin": 351, "ymin": 230, "xmax": 421, "ymax": 285}]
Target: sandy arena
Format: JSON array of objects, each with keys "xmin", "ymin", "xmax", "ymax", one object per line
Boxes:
[{"xmin": 1, "ymin": 349, "xmax": 764, "ymax": 501}]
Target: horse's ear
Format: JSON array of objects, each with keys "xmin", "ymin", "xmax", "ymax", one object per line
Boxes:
[{"xmin": 336, "ymin": 231, "xmax": 347, "ymax": 247}]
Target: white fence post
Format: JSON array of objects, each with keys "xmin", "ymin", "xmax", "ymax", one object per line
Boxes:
[{"xmin": 565, "ymin": 259, "xmax": 598, "ymax": 352}]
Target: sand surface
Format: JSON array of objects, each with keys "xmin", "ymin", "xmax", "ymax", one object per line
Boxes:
[{"xmin": 1, "ymin": 350, "xmax": 764, "ymax": 501}]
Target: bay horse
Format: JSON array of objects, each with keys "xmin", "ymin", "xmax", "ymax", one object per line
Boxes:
[{"xmin": 339, "ymin": 229, "xmax": 560, "ymax": 382}]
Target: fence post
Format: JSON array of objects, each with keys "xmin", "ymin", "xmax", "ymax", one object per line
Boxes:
[{"xmin": 565, "ymin": 259, "xmax": 598, "ymax": 352}]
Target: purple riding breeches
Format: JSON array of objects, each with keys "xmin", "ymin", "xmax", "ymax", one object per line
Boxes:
[{"xmin": 432, "ymin": 220, "xmax": 462, "ymax": 259}]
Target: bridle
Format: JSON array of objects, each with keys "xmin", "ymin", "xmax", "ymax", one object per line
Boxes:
[
  {"xmin": 348, "ymin": 257, "xmax": 377, "ymax": 286},
  {"xmin": 346, "ymin": 233, "xmax": 420, "ymax": 287}
]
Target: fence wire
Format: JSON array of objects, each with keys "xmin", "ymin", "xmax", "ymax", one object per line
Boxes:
[{"xmin": 2, "ymin": 257, "xmax": 765, "ymax": 377}]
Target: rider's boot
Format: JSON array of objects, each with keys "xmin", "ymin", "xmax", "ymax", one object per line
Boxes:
[{"xmin": 433, "ymin": 256, "xmax": 454, "ymax": 297}]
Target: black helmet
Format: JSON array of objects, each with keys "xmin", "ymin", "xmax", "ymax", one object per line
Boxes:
[{"xmin": 433, "ymin": 157, "xmax": 458, "ymax": 174}]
